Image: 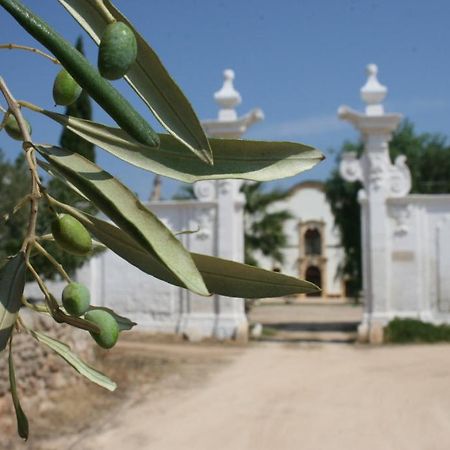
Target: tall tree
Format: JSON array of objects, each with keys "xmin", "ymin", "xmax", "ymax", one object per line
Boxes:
[
  {"xmin": 241, "ymin": 182, "xmax": 292, "ymax": 267},
  {"xmin": 0, "ymin": 151, "xmax": 29, "ymax": 261},
  {"xmin": 325, "ymin": 119, "xmax": 450, "ymax": 297},
  {"xmin": 34, "ymin": 36, "xmax": 97, "ymax": 279}
]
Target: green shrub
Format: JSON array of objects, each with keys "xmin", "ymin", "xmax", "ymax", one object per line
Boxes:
[{"xmin": 384, "ymin": 318, "xmax": 450, "ymax": 343}]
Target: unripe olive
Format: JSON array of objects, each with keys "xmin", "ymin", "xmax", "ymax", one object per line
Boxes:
[
  {"xmin": 52, "ymin": 69, "xmax": 82, "ymax": 106},
  {"xmin": 62, "ymin": 282, "xmax": 90, "ymax": 317},
  {"xmin": 84, "ymin": 310, "xmax": 119, "ymax": 349},
  {"xmin": 51, "ymin": 214, "xmax": 92, "ymax": 256},
  {"xmin": 4, "ymin": 114, "xmax": 32, "ymax": 140},
  {"xmin": 98, "ymin": 21, "xmax": 137, "ymax": 80}
]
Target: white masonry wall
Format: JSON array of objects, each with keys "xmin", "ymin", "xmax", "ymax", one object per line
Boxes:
[{"xmin": 367, "ymin": 195, "xmax": 450, "ymax": 324}]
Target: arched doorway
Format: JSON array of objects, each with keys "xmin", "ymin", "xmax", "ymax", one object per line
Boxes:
[
  {"xmin": 304, "ymin": 228, "xmax": 322, "ymax": 255},
  {"xmin": 305, "ymin": 265, "xmax": 322, "ymax": 296}
]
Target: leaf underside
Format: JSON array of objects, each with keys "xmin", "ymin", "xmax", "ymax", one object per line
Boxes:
[
  {"xmin": 30, "ymin": 330, "xmax": 117, "ymax": 391},
  {"xmin": 41, "ymin": 110, "xmax": 325, "ymax": 183}
]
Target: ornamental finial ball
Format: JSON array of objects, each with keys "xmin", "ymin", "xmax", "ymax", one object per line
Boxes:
[
  {"xmin": 366, "ymin": 63, "xmax": 378, "ymax": 77},
  {"xmin": 224, "ymin": 69, "xmax": 235, "ymax": 81}
]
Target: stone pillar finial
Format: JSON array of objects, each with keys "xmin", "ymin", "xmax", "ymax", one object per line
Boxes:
[
  {"xmin": 360, "ymin": 63, "xmax": 387, "ymax": 116},
  {"xmin": 214, "ymin": 69, "xmax": 242, "ymax": 121}
]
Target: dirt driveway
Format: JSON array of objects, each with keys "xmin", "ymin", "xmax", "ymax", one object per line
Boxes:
[
  {"xmin": 7, "ymin": 304, "xmax": 450, "ymax": 450},
  {"xmin": 69, "ymin": 341, "xmax": 450, "ymax": 450}
]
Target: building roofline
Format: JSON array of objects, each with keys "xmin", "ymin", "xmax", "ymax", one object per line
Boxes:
[{"xmin": 288, "ymin": 180, "xmax": 325, "ymax": 196}]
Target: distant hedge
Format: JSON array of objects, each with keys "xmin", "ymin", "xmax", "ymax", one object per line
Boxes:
[{"xmin": 384, "ymin": 318, "xmax": 450, "ymax": 343}]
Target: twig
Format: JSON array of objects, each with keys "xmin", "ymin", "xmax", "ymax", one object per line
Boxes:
[
  {"xmin": 33, "ymin": 241, "xmax": 72, "ymax": 283},
  {"xmin": 0, "ymin": 77, "xmax": 41, "ymax": 259},
  {"xmin": 21, "ymin": 296, "xmax": 49, "ymax": 314},
  {"xmin": 26, "ymin": 261, "xmax": 51, "ymax": 302},
  {"xmin": 93, "ymin": 0, "xmax": 116, "ymax": 23},
  {"xmin": 0, "ymin": 194, "xmax": 30, "ymax": 223},
  {"xmin": 0, "ymin": 43, "xmax": 59, "ymax": 64},
  {"xmin": 17, "ymin": 100, "xmax": 43, "ymax": 113}
]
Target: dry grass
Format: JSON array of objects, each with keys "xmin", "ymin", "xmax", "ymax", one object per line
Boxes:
[{"xmin": 1, "ymin": 333, "xmax": 241, "ymax": 450}]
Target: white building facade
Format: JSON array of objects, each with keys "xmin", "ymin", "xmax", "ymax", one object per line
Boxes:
[{"xmin": 256, "ymin": 181, "xmax": 345, "ymax": 299}]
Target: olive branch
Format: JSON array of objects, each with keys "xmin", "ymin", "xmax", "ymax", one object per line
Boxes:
[{"xmin": 0, "ymin": 0, "xmax": 324, "ymax": 441}]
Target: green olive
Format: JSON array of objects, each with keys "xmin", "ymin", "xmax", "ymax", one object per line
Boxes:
[
  {"xmin": 84, "ymin": 310, "xmax": 119, "ymax": 349},
  {"xmin": 62, "ymin": 282, "xmax": 90, "ymax": 317},
  {"xmin": 52, "ymin": 69, "xmax": 82, "ymax": 106},
  {"xmin": 4, "ymin": 114, "xmax": 32, "ymax": 140},
  {"xmin": 98, "ymin": 21, "xmax": 137, "ymax": 80},
  {"xmin": 51, "ymin": 214, "xmax": 92, "ymax": 256}
]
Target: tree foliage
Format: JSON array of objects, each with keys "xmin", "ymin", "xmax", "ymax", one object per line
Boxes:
[
  {"xmin": 325, "ymin": 120, "xmax": 450, "ymax": 297},
  {"xmin": 241, "ymin": 182, "xmax": 292, "ymax": 267}
]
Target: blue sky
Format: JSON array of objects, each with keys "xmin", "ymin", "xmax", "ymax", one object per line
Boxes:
[{"xmin": 1, "ymin": 0, "xmax": 450, "ymax": 199}]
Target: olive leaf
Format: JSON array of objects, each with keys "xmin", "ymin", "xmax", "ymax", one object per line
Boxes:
[
  {"xmin": 87, "ymin": 306, "xmax": 136, "ymax": 331},
  {"xmin": 30, "ymin": 330, "xmax": 116, "ymax": 391},
  {"xmin": 0, "ymin": 253, "xmax": 26, "ymax": 352},
  {"xmin": 52, "ymin": 202, "xmax": 320, "ymax": 298},
  {"xmin": 9, "ymin": 340, "xmax": 29, "ymax": 441},
  {"xmin": 58, "ymin": 0, "xmax": 213, "ymax": 164},
  {"xmin": 36, "ymin": 145, "xmax": 209, "ymax": 297},
  {"xmin": 40, "ymin": 111, "xmax": 324, "ymax": 183}
]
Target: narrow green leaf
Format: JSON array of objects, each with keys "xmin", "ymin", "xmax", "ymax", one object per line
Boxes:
[
  {"xmin": 87, "ymin": 306, "xmax": 136, "ymax": 331},
  {"xmin": 0, "ymin": 253, "xmax": 26, "ymax": 352},
  {"xmin": 40, "ymin": 111, "xmax": 324, "ymax": 183},
  {"xmin": 9, "ymin": 340, "xmax": 29, "ymax": 441},
  {"xmin": 58, "ymin": 0, "xmax": 212, "ymax": 164},
  {"xmin": 37, "ymin": 145, "xmax": 209, "ymax": 297},
  {"xmin": 30, "ymin": 330, "xmax": 116, "ymax": 391},
  {"xmin": 53, "ymin": 203, "xmax": 320, "ymax": 298}
]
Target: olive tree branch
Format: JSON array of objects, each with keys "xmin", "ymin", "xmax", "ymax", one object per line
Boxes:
[
  {"xmin": 0, "ymin": 77, "xmax": 42, "ymax": 259},
  {"xmin": 0, "ymin": 43, "xmax": 60, "ymax": 64}
]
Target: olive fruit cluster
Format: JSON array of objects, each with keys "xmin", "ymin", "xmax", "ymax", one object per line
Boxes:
[
  {"xmin": 62, "ymin": 282, "xmax": 120, "ymax": 349},
  {"xmin": 51, "ymin": 20, "xmax": 137, "ymax": 105},
  {"xmin": 53, "ymin": 214, "xmax": 119, "ymax": 348}
]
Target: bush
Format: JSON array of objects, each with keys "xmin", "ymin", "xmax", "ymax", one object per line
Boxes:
[{"xmin": 384, "ymin": 318, "xmax": 450, "ymax": 343}]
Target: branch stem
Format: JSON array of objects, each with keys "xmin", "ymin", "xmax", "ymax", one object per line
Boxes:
[
  {"xmin": 93, "ymin": 0, "xmax": 116, "ymax": 23},
  {"xmin": 33, "ymin": 241, "xmax": 72, "ymax": 283},
  {"xmin": 0, "ymin": 43, "xmax": 60, "ymax": 64}
]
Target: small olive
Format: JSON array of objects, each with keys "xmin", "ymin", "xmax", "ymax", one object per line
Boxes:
[
  {"xmin": 51, "ymin": 214, "xmax": 92, "ymax": 256},
  {"xmin": 98, "ymin": 21, "xmax": 137, "ymax": 80},
  {"xmin": 62, "ymin": 282, "xmax": 90, "ymax": 317},
  {"xmin": 52, "ymin": 69, "xmax": 82, "ymax": 106},
  {"xmin": 84, "ymin": 310, "xmax": 119, "ymax": 349},
  {"xmin": 4, "ymin": 114, "xmax": 32, "ymax": 140}
]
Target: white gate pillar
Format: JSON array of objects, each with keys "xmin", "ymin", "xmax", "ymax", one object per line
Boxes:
[
  {"xmin": 197, "ymin": 69, "xmax": 263, "ymax": 340},
  {"xmin": 338, "ymin": 64, "xmax": 411, "ymax": 342}
]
